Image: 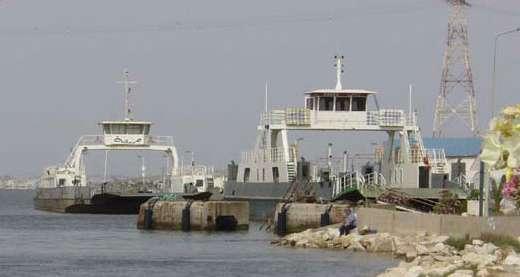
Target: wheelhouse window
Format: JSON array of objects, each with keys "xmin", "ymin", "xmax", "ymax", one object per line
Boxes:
[
  {"xmin": 352, "ymin": 97, "xmax": 367, "ymax": 111},
  {"xmin": 110, "ymin": 124, "xmax": 126, "ymax": 134},
  {"xmin": 127, "ymin": 124, "xmax": 143, "ymax": 134},
  {"xmin": 272, "ymin": 167, "xmax": 279, "ymax": 183},
  {"xmin": 335, "ymin": 97, "xmax": 350, "ymax": 111},
  {"xmin": 319, "ymin": 97, "xmax": 334, "ymax": 111},
  {"xmin": 243, "ymin": 168, "xmax": 250, "ymax": 183},
  {"xmin": 306, "ymin": 98, "xmax": 314, "ymax": 110},
  {"xmin": 103, "ymin": 125, "xmax": 111, "ymax": 134}
]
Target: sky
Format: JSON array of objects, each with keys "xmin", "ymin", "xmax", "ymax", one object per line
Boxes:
[{"xmin": 0, "ymin": 0, "xmax": 519, "ymax": 177}]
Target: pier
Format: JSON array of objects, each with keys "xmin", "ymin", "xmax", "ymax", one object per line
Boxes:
[{"xmin": 137, "ymin": 200, "xmax": 249, "ymax": 231}]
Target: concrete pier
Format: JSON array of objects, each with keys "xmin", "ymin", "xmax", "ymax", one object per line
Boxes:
[
  {"xmin": 137, "ymin": 200, "xmax": 249, "ymax": 231},
  {"xmin": 274, "ymin": 203, "xmax": 351, "ymax": 234}
]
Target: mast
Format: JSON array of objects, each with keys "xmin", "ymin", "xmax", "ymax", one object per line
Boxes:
[
  {"xmin": 117, "ymin": 69, "xmax": 138, "ymax": 121},
  {"xmin": 334, "ymin": 55, "xmax": 344, "ymax": 90}
]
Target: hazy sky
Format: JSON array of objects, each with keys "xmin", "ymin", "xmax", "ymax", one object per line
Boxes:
[{"xmin": 0, "ymin": 0, "xmax": 519, "ymax": 177}]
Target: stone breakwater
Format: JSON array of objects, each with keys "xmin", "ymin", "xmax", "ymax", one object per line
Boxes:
[{"xmin": 271, "ymin": 225, "xmax": 520, "ymax": 276}]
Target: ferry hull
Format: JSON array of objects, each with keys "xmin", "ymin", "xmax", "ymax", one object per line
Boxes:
[
  {"xmin": 34, "ymin": 187, "xmax": 154, "ymax": 214},
  {"xmin": 223, "ymin": 181, "xmax": 333, "ymax": 221}
]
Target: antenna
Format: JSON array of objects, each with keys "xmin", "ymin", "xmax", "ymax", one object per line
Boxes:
[
  {"xmin": 409, "ymin": 84, "xmax": 413, "ymax": 115},
  {"xmin": 334, "ymin": 55, "xmax": 344, "ymax": 90},
  {"xmin": 116, "ymin": 69, "xmax": 138, "ymax": 121},
  {"xmin": 265, "ymin": 81, "xmax": 268, "ymax": 113}
]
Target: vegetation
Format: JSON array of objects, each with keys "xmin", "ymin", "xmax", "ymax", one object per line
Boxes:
[
  {"xmin": 445, "ymin": 233, "xmax": 520, "ymax": 252},
  {"xmin": 481, "ymin": 233, "xmax": 520, "ymax": 252},
  {"xmin": 445, "ymin": 235, "xmax": 471, "ymax": 251},
  {"xmin": 491, "ymin": 179, "xmax": 505, "ymax": 215},
  {"xmin": 467, "ymin": 189, "xmax": 480, "ymax": 200},
  {"xmin": 433, "ymin": 190, "xmax": 465, "ymax": 215}
]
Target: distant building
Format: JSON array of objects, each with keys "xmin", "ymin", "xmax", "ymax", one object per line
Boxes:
[{"xmin": 423, "ymin": 137, "xmax": 482, "ymax": 188}]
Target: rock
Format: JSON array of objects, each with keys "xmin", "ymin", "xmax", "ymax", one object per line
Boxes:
[
  {"xmin": 464, "ymin": 244, "xmax": 475, "ymax": 252},
  {"xmin": 295, "ymin": 239, "xmax": 309, "ymax": 248},
  {"xmin": 472, "ymin": 239, "xmax": 484, "ymax": 246},
  {"xmin": 431, "ymin": 235, "xmax": 450, "ymax": 244},
  {"xmin": 396, "ymin": 243, "xmax": 415, "ymax": 258},
  {"xmin": 373, "ymin": 234, "xmax": 394, "ymax": 253},
  {"xmin": 448, "ymin": 269, "xmax": 474, "ymax": 277},
  {"xmin": 416, "ymin": 244, "xmax": 429, "ymax": 256},
  {"xmin": 431, "ymin": 242, "xmax": 451, "ymax": 255},
  {"xmin": 504, "ymin": 253, "xmax": 520, "ymax": 266},
  {"xmin": 462, "ymin": 252, "xmax": 497, "ymax": 268},
  {"xmin": 405, "ymin": 266, "xmax": 424, "ymax": 277},
  {"xmin": 494, "ymin": 248, "xmax": 507, "ymax": 263},
  {"xmin": 425, "ymin": 264, "xmax": 462, "ymax": 277},
  {"xmin": 476, "ymin": 268, "xmax": 489, "ymax": 277},
  {"xmin": 347, "ymin": 240, "xmax": 366, "ymax": 252},
  {"xmin": 475, "ymin": 243, "xmax": 498, "ymax": 255},
  {"xmin": 405, "ymin": 250, "xmax": 418, "ymax": 262},
  {"xmin": 289, "ymin": 240, "xmax": 296, "ymax": 247},
  {"xmin": 359, "ymin": 225, "xmax": 370, "ymax": 235},
  {"xmin": 377, "ymin": 267, "xmax": 407, "ymax": 277}
]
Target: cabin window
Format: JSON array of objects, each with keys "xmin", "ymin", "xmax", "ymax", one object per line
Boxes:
[
  {"xmin": 262, "ymin": 168, "xmax": 265, "ymax": 181},
  {"xmin": 103, "ymin": 125, "xmax": 111, "ymax": 134},
  {"xmin": 352, "ymin": 97, "xmax": 367, "ymax": 111},
  {"xmin": 243, "ymin": 168, "xmax": 250, "ymax": 183},
  {"xmin": 306, "ymin": 98, "xmax": 314, "ymax": 110},
  {"xmin": 335, "ymin": 97, "xmax": 350, "ymax": 111},
  {"xmin": 143, "ymin": 125, "xmax": 150, "ymax": 135},
  {"xmin": 195, "ymin": 179, "xmax": 204, "ymax": 187},
  {"xmin": 127, "ymin": 124, "xmax": 143, "ymax": 134},
  {"xmin": 110, "ymin": 124, "xmax": 126, "ymax": 134},
  {"xmin": 272, "ymin": 167, "xmax": 279, "ymax": 183},
  {"xmin": 58, "ymin": 178, "xmax": 66, "ymax": 186},
  {"xmin": 319, "ymin": 97, "xmax": 334, "ymax": 111}
]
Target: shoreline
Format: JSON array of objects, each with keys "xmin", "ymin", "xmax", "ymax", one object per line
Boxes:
[{"xmin": 271, "ymin": 224, "xmax": 520, "ymax": 276}]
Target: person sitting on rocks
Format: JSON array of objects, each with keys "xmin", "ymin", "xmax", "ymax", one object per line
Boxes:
[{"xmin": 339, "ymin": 207, "xmax": 357, "ymax": 236}]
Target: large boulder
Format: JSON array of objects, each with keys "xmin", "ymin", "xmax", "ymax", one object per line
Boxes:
[
  {"xmin": 504, "ymin": 253, "xmax": 520, "ymax": 266},
  {"xmin": 448, "ymin": 269, "xmax": 474, "ymax": 277},
  {"xmin": 462, "ymin": 252, "xmax": 497, "ymax": 268},
  {"xmin": 475, "ymin": 243, "xmax": 498, "ymax": 255}
]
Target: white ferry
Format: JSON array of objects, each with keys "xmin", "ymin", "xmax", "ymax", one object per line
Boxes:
[
  {"xmin": 224, "ymin": 56, "xmax": 455, "ymax": 220},
  {"xmin": 35, "ymin": 70, "xmax": 217, "ymax": 213}
]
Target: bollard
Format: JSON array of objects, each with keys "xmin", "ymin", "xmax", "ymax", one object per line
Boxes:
[
  {"xmin": 181, "ymin": 207, "xmax": 191, "ymax": 232},
  {"xmin": 215, "ymin": 216, "xmax": 237, "ymax": 231},
  {"xmin": 320, "ymin": 212, "xmax": 330, "ymax": 227},
  {"xmin": 276, "ymin": 208, "xmax": 288, "ymax": 236},
  {"xmin": 143, "ymin": 208, "xmax": 153, "ymax": 230},
  {"xmin": 320, "ymin": 204, "xmax": 333, "ymax": 227}
]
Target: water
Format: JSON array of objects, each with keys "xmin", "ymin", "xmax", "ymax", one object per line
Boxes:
[{"xmin": 0, "ymin": 190, "xmax": 396, "ymax": 277}]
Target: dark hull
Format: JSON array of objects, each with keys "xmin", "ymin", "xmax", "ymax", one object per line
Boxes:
[
  {"xmin": 223, "ymin": 181, "xmax": 333, "ymax": 221},
  {"xmin": 34, "ymin": 187, "xmax": 155, "ymax": 214}
]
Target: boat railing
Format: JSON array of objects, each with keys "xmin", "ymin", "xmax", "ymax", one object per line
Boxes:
[
  {"xmin": 175, "ymin": 165, "xmax": 215, "ymax": 176},
  {"xmin": 408, "ymin": 148, "xmax": 447, "ymax": 165},
  {"xmin": 241, "ymin": 147, "xmax": 288, "ymax": 164},
  {"xmin": 332, "ymin": 171, "xmax": 365, "ymax": 197},
  {"xmin": 147, "ymin": 136, "xmax": 175, "ymax": 146}
]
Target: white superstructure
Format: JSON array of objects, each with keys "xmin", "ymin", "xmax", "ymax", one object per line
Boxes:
[
  {"xmin": 235, "ymin": 56, "xmax": 449, "ymax": 197},
  {"xmin": 39, "ymin": 70, "xmax": 181, "ymax": 192}
]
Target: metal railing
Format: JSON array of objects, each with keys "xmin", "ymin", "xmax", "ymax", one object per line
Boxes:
[
  {"xmin": 241, "ymin": 147, "xmax": 287, "ymax": 163},
  {"xmin": 332, "ymin": 171, "xmax": 387, "ymax": 199},
  {"xmin": 175, "ymin": 165, "xmax": 215, "ymax": 176}
]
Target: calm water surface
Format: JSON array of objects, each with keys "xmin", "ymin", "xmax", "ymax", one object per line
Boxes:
[{"xmin": 0, "ymin": 190, "xmax": 396, "ymax": 277}]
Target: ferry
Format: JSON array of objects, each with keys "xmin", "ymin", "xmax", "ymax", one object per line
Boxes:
[
  {"xmin": 224, "ymin": 56, "xmax": 459, "ymax": 220},
  {"xmin": 34, "ymin": 70, "xmax": 218, "ymax": 214}
]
